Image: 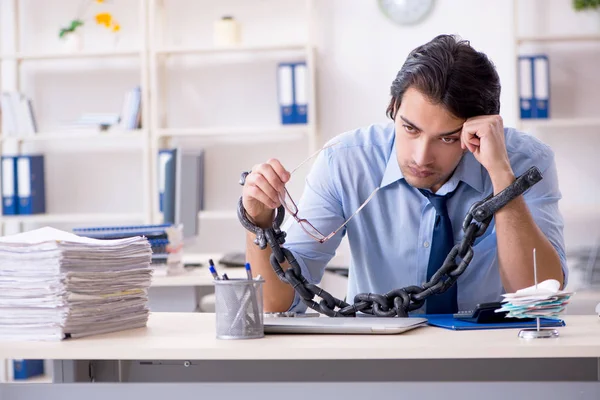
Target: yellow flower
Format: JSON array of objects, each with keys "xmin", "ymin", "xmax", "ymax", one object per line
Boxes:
[
  {"xmin": 95, "ymin": 0, "xmax": 105, "ymax": 3},
  {"xmin": 95, "ymin": 12, "xmax": 112, "ymax": 27},
  {"xmin": 112, "ymin": 23, "xmax": 120, "ymax": 32}
]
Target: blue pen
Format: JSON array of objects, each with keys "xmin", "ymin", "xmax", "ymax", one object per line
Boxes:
[
  {"xmin": 245, "ymin": 262, "xmax": 253, "ymax": 281},
  {"xmin": 208, "ymin": 259, "xmax": 220, "ymax": 280},
  {"xmin": 244, "ymin": 262, "xmax": 261, "ymax": 325}
]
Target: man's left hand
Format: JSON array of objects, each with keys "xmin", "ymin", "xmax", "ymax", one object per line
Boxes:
[{"xmin": 461, "ymin": 115, "xmax": 515, "ymax": 191}]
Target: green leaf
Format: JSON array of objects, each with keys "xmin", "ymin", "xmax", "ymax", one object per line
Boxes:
[{"xmin": 58, "ymin": 19, "xmax": 84, "ymax": 39}]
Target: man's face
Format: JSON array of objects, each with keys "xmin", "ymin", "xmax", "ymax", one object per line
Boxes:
[{"xmin": 395, "ymin": 87, "xmax": 466, "ymax": 193}]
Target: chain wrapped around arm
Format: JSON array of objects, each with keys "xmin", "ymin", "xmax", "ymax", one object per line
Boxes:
[{"xmin": 238, "ymin": 166, "xmax": 543, "ymax": 317}]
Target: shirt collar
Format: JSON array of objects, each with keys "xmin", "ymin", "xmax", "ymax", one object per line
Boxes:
[{"xmin": 379, "ymin": 132, "xmax": 485, "ymax": 194}]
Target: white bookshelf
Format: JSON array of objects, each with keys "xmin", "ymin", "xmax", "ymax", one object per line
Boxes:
[
  {"xmin": 147, "ymin": 0, "xmax": 319, "ymax": 224},
  {"xmin": 0, "ymin": 0, "xmax": 152, "ymax": 231},
  {"xmin": 512, "ymin": 0, "xmax": 600, "ymax": 132},
  {"xmin": 0, "ymin": 0, "xmax": 319, "ymax": 231},
  {"xmin": 512, "ymin": 1, "xmax": 600, "ymax": 233}
]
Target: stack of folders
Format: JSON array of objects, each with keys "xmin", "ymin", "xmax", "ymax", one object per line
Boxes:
[
  {"xmin": 72, "ymin": 224, "xmax": 184, "ymax": 276},
  {"xmin": 518, "ymin": 54, "xmax": 550, "ymax": 119},
  {"xmin": 0, "ymin": 227, "xmax": 152, "ymax": 341}
]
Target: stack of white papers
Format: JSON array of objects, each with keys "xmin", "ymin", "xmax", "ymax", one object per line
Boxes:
[
  {"xmin": 0, "ymin": 227, "xmax": 152, "ymax": 341},
  {"xmin": 497, "ymin": 279, "xmax": 573, "ymax": 320}
]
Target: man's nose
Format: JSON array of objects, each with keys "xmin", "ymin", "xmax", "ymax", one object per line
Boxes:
[{"xmin": 413, "ymin": 139, "xmax": 435, "ymax": 166}]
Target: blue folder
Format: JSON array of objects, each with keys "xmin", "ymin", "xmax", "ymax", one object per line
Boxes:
[{"xmin": 425, "ymin": 314, "xmax": 565, "ymax": 330}]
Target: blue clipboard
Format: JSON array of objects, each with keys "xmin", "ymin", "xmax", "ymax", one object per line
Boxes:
[{"xmin": 425, "ymin": 314, "xmax": 565, "ymax": 331}]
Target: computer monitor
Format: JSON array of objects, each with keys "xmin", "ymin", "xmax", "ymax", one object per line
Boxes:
[{"xmin": 162, "ymin": 147, "xmax": 205, "ymax": 239}]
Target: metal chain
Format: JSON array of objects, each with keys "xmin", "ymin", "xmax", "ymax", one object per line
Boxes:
[{"xmin": 238, "ymin": 166, "xmax": 543, "ymax": 317}]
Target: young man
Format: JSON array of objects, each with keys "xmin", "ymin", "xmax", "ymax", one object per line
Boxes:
[{"xmin": 241, "ymin": 34, "xmax": 567, "ymax": 314}]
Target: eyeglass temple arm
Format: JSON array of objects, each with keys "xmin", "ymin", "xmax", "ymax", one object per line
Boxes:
[{"xmin": 324, "ymin": 187, "xmax": 380, "ymax": 241}]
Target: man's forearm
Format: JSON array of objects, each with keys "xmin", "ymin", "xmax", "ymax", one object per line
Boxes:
[
  {"xmin": 491, "ymin": 172, "xmax": 564, "ymax": 292},
  {"xmin": 246, "ymin": 231, "xmax": 295, "ymax": 312}
]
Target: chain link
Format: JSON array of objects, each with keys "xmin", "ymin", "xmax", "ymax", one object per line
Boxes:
[{"xmin": 238, "ymin": 166, "xmax": 543, "ymax": 317}]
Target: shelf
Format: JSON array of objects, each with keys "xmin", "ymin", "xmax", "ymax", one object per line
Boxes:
[
  {"xmin": 0, "ymin": 213, "xmax": 145, "ymax": 224},
  {"xmin": 11, "ymin": 374, "xmax": 52, "ymax": 384},
  {"xmin": 517, "ymin": 34, "xmax": 600, "ymax": 44},
  {"xmin": 0, "ymin": 49, "xmax": 140, "ymax": 61},
  {"xmin": 0, "ymin": 130, "xmax": 146, "ymax": 142},
  {"xmin": 519, "ymin": 118, "xmax": 600, "ymax": 129},
  {"xmin": 198, "ymin": 210, "xmax": 238, "ymax": 220},
  {"xmin": 154, "ymin": 43, "xmax": 308, "ymax": 56},
  {"xmin": 157, "ymin": 126, "xmax": 309, "ymax": 142}
]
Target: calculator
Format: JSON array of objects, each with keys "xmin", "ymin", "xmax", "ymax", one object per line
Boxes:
[{"xmin": 453, "ymin": 301, "xmax": 533, "ymax": 323}]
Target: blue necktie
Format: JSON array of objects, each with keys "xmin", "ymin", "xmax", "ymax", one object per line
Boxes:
[{"xmin": 419, "ymin": 187, "xmax": 459, "ymax": 314}]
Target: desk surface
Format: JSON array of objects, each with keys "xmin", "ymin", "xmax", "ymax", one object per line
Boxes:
[{"xmin": 1, "ymin": 313, "xmax": 599, "ymax": 361}]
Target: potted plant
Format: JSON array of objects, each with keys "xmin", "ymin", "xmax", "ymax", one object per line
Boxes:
[
  {"xmin": 573, "ymin": 0, "xmax": 600, "ymax": 10},
  {"xmin": 58, "ymin": 0, "xmax": 121, "ymax": 52}
]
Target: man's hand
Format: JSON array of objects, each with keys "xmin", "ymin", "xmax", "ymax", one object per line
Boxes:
[
  {"xmin": 461, "ymin": 115, "xmax": 515, "ymax": 193},
  {"xmin": 242, "ymin": 159, "xmax": 291, "ymax": 228}
]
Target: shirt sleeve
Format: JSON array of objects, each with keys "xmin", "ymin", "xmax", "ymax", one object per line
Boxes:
[
  {"xmin": 280, "ymin": 146, "xmax": 347, "ymax": 313},
  {"xmin": 521, "ymin": 154, "xmax": 569, "ymax": 288}
]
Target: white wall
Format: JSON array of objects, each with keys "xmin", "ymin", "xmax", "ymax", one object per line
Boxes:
[{"xmin": 1, "ymin": 0, "xmax": 599, "ymax": 255}]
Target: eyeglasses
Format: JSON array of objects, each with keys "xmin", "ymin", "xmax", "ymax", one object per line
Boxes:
[{"xmin": 279, "ymin": 142, "xmax": 380, "ymax": 244}]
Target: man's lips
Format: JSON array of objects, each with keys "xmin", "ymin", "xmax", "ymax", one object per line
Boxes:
[{"xmin": 409, "ymin": 166, "xmax": 435, "ymax": 178}]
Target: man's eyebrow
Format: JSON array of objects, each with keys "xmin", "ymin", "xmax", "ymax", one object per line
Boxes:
[
  {"xmin": 399, "ymin": 116, "xmax": 421, "ymax": 131},
  {"xmin": 439, "ymin": 126, "xmax": 463, "ymax": 136},
  {"xmin": 400, "ymin": 115, "xmax": 463, "ymax": 136}
]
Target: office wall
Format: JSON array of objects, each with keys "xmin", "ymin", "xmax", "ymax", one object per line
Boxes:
[{"xmin": 1, "ymin": 0, "xmax": 599, "ymax": 254}]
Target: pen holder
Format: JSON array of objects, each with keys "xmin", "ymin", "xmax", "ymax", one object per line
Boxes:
[{"xmin": 214, "ymin": 278, "xmax": 264, "ymax": 339}]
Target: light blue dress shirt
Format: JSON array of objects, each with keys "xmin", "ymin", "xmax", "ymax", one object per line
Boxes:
[{"xmin": 281, "ymin": 122, "xmax": 568, "ymax": 314}]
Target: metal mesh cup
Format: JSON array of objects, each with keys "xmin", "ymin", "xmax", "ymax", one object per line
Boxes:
[{"xmin": 214, "ymin": 278, "xmax": 265, "ymax": 339}]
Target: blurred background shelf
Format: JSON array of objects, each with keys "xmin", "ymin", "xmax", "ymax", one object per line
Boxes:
[
  {"xmin": 519, "ymin": 118, "xmax": 600, "ymax": 129},
  {"xmin": 0, "ymin": 213, "xmax": 145, "ymax": 224},
  {"xmin": 0, "ymin": 49, "xmax": 141, "ymax": 61},
  {"xmin": 198, "ymin": 210, "xmax": 238, "ymax": 220},
  {"xmin": 156, "ymin": 126, "xmax": 309, "ymax": 141},
  {"xmin": 516, "ymin": 33, "xmax": 600, "ymax": 43},
  {"xmin": 154, "ymin": 43, "xmax": 309, "ymax": 56},
  {"xmin": 0, "ymin": 130, "xmax": 146, "ymax": 142}
]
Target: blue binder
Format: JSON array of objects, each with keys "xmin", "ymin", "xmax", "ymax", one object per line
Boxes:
[
  {"xmin": 293, "ymin": 62, "xmax": 308, "ymax": 124},
  {"xmin": 13, "ymin": 359, "xmax": 44, "ymax": 380},
  {"xmin": 518, "ymin": 56, "xmax": 533, "ymax": 119},
  {"xmin": 425, "ymin": 314, "xmax": 565, "ymax": 330},
  {"xmin": 16, "ymin": 154, "xmax": 45, "ymax": 215},
  {"xmin": 532, "ymin": 54, "xmax": 550, "ymax": 119},
  {"xmin": 1, "ymin": 155, "xmax": 18, "ymax": 215},
  {"xmin": 277, "ymin": 62, "xmax": 296, "ymax": 124}
]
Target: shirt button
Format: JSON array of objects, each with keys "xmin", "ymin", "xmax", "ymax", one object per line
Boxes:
[{"xmin": 423, "ymin": 241, "xmax": 430, "ymax": 248}]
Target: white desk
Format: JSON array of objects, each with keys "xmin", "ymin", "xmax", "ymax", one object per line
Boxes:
[
  {"xmin": 1, "ymin": 313, "xmax": 599, "ymax": 399},
  {"xmin": 1, "ymin": 313, "xmax": 599, "ymax": 361}
]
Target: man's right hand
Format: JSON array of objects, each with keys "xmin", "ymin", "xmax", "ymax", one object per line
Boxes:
[{"xmin": 242, "ymin": 159, "xmax": 291, "ymax": 229}]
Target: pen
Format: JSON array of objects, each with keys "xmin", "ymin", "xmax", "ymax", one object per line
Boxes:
[
  {"xmin": 208, "ymin": 259, "xmax": 220, "ymax": 280},
  {"xmin": 245, "ymin": 262, "xmax": 261, "ymax": 326},
  {"xmin": 222, "ymin": 273, "xmax": 229, "ymax": 280}
]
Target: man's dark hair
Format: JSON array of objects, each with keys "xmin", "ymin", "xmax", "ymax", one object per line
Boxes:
[{"xmin": 386, "ymin": 34, "xmax": 501, "ymax": 120}]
